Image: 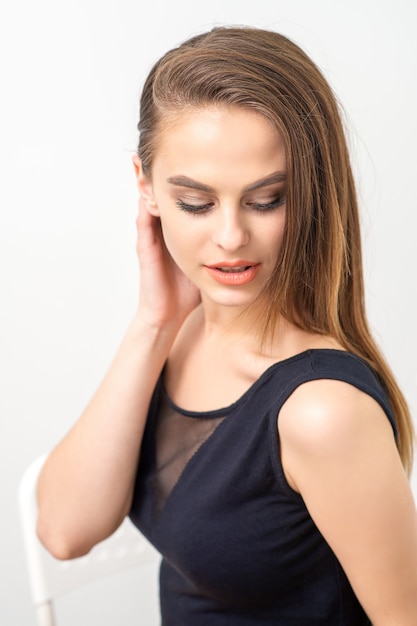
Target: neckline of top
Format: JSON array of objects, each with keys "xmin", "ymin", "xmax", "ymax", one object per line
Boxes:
[{"xmin": 160, "ymin": 348, "xmax": 364, "ymax": 419}]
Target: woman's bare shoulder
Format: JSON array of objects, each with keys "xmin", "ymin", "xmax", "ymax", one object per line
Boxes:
[{"xmin": 278, "ymin": 376, "xmax": 392, "ymax": 459}]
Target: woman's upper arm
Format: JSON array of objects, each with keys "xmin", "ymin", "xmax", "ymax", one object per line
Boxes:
[{"xmin": 279, "ymin": 379, "xmax": 417, "ymax": 626}]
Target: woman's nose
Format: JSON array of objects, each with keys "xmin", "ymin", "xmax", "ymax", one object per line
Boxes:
[{"xmin": 211, "ymin": 207, "xmax": 250, "ymax": 251}]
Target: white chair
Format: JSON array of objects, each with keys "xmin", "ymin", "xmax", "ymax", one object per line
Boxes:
[{"xmin": 18, "ymin": 455, "xmax": 160, "ymax": 626}]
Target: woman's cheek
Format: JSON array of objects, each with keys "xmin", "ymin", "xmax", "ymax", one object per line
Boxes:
[{"xmin": 160, "ymin": 219, "xmax": 190, "ymax": 269}]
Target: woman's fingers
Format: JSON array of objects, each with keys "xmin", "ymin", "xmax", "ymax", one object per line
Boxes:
[{"xmin": 135, "ymin": 195, "xmax": 200, "ymax": 327}]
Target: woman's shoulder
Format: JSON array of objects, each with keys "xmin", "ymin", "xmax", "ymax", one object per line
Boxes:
[
  {"xmin": 280, "ymin": 374, "xmax": 386, "ymax": 443},
  {"xmin": 273, "ymin": 331, "xmax": 395, "ymax": 478},
  {"xmin": 277, "ymin": 373, "xmax": 397, "ymax": 496},
  {"xmin": 272, "ymin": 334, "xmax": 396, "ymax": 439},
  {"xmin": 264, "ymin": 325, "xmax": 392, "ymax": 421}
]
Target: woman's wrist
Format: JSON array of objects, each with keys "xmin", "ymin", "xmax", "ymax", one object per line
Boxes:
[
  {"xmin": 127, "ymin": 309, "xmax": 183, "ymax": 360},
  {"xmin": 133, "ymin": 306, "xmax": 186, "ymax": 340}
]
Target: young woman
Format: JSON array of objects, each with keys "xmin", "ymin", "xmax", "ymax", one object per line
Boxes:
[{"xmin": 37, "ymin": 27, "xmax": 417, "ymax": 625}]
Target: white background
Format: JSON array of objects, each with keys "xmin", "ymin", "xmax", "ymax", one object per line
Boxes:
[{"xmin": 1, "ymin": 0, "xmax": 416, "ymax": 623}]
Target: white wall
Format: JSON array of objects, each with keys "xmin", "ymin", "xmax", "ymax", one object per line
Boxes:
[{"xmin": 1, "ymin": 0, "xmax": 416, "ymax": 623}]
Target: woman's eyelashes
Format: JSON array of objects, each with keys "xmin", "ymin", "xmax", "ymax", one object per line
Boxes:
[
  {"xmin": 175, "ymin": 193, "xmax": 285, "ymax": 215},
  {"xmin": 175, "ymin": 199, "xmax": 214, "ymax": 214},
  {"xmin": 249, "ymin": 195, "xmax": 285, "ymax": 211}
]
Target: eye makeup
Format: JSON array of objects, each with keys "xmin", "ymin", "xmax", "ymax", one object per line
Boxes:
[
  {"xmin": 168, "ymin": 171, "xmax": 287, "ymax": 216},
  {"xmin": 175, "ymin": 199, "xmax": 214, "ymax": 215},
  {"xmin": 175, "ymin": 192, "xmax": 286, "ymax": 215},
  {"xmin": 248, "ymin": 195, "xmax": 285, "ymax": 212}
]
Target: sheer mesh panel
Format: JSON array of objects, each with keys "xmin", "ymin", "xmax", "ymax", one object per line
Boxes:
[{"xmin": 152, "ymin": 394, "xmax": 225, "ymax": 516}]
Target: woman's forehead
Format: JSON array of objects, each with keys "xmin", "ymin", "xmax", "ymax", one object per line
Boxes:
[
  {"xmin": 150, "ymin": 106, "xmax": 286, "ymax": 191},
  {"xmin": 153, "ymin": 106, "xmax": 285, "ymax": 158}
]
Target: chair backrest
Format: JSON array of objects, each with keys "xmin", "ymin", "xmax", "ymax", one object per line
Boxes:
[{"xmin": 18, "ymin": 455, "xmax": 160, "ymax": 626}]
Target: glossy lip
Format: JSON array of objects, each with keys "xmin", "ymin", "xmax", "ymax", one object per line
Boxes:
[{"xmin": 204, "ymin": 261, "xmax": 261, "ymax": 286}]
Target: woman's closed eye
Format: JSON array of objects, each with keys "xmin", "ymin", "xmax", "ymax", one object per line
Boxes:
[
  {"xmin": 248, "ymin": 195, "xmax": 285, "ymax": 212},
  {"xmin": 175, "ymin": 199, "xmax": 214, "ymax": 214}
]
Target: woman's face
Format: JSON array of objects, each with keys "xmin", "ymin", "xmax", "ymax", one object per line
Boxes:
[{"xmin": 142, "ymin": 106, "xmax": 287, "ymax": 311}]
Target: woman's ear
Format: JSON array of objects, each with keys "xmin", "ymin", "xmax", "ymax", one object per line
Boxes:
[{"xmin": 132, "ymin": 155, "xmax": 159, "ymax": 216}]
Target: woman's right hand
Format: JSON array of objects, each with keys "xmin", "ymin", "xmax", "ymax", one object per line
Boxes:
[{"xmin": 135, "ymin": 195, "xmax": 201, "ymax": 330}]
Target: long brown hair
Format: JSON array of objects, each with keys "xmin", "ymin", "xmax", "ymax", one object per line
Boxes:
[{"xmin": 137, "ymin": 26, "xmax": 414, "ymax": 474}]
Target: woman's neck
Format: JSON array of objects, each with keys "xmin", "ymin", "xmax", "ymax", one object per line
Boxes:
[{"xmin": 198, "ymin": 295, "xmax": 266, "ymax": 344}]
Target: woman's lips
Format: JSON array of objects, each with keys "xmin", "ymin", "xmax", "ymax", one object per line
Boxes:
[{"xmin": 204, "ymin": 262, "xmax": 260, "ymax": 285}]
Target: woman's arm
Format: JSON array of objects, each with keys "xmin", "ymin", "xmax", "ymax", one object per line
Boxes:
[
  {"xmin": 36, "ymin": 192, "xmax": 200, "ymax": 560},
  {"xmin": 279, "ymin": 379, "xmax": 417, "ymax": 626}
]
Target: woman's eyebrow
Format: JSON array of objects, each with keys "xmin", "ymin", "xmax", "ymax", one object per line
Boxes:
[
  {"xmin": 166, "ymin": 176, "xmax": 214, "ymax": 192},
  {"xmin": 166, "ymin": 171, "xmax": 286, "ymax": 193},
  {"xmin": 244, "ymin": 171, "xmax": 286, "ymax": 192}
]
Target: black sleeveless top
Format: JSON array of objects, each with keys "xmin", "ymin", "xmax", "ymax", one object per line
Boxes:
[{"xmin": 129, "ymin": 349, "xmax": 397, "ymax": 625}]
